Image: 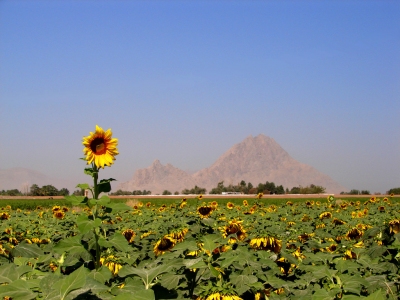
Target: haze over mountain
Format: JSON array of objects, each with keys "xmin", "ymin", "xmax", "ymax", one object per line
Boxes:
[
  {"xmin": 0, "ymin": 168, "xmax": 78, "ymax": 193},
  {"xmin": 118, "ymin": 134, "xmax": 347, "ymax": 194}
]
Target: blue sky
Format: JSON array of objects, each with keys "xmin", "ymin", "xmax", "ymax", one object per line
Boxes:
[{"xmin": 1, "ymin": 0, "xmax": 399, "ymax": 193}]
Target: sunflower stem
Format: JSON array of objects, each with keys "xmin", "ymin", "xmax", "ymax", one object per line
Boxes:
[{"xmin": 92, "ymin": 164, "xmax": 101, "ymax": 270}]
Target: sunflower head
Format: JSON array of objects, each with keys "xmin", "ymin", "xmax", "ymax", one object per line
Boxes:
[
  {"xmin": 197, "ymin": 205, "xmax": 213, "ymax": 218},
  {"xmin": 122, "ymin": 229, "xmax": 136, "ymax": 243},
  {"xmin": 249, "ymin": 236, "xmax": 282, "ymax": 253},
  {"xmin": 227, "ymin": 202, "xmax": 234, "ymax": 210},
  {"xmin": 154, "ymin": 236, "xmax": 176, "ymax": 256},
  {"xmin": 53, "ymin": 211, "xmax": 65, "ymax": 220},
  {"xmin": 83, "ymin": 125, "xmax": 119, "ymax": 169},
  {"xmin": 346, "ymin": 228, "xmax": 363, "ymax": 240},
  {"xmin": 389, "ymin": 220, "xmax": 400, "ymax": 234},
  {"xmin": 319, "ymin": 212, "xmax": 332, "ymax": 220}
]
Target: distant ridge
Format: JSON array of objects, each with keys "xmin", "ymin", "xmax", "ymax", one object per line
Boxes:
[
  {"xmin": 118, "ymin": 134, "xmax": 347, "ymax": 194},
  {"xmin": 0, "ymin": 168, "xmax": 77, "ymax": 192}
]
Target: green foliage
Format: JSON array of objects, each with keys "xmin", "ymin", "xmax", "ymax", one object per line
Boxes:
[
  {"xmin": 387, "ymin": 187, "xmax": 400, "ymax": 195},
  {"xmin": 181, "ymin": 185, "xmax": 207, "ymax": 195},
  {"xmin": 0, "ymin": 195, "xmax": 399, "ymax": 298}
]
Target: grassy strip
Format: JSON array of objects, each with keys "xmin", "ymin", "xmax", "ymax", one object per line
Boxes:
[{"xmin": 1, "ymin": 195, "xmax": 398, "ymax": 209}]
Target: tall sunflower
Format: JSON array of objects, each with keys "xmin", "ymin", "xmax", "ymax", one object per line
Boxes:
[{"xmin": 82, "ymin": 125, "xmax": 119, "ymax": 169}]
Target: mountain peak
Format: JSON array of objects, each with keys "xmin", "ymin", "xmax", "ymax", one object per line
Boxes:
[{"xmin": 118, "ymin": 135, "xmax": 347, "ymax": 194}]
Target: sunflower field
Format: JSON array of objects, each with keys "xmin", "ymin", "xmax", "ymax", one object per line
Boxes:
[{"xmin": 0, "ymin": 195, "xmax": 399, "ymax": 300}]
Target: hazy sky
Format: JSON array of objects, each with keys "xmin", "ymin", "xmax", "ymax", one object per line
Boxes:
[{"xmin": 1, "ymin": 0, "xmax": 399, "ymax": 193}]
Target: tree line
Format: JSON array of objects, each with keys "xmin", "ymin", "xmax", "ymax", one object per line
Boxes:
[{"xmin": 0, "ymin": 184, "xmax": 70, "ymax": 196}]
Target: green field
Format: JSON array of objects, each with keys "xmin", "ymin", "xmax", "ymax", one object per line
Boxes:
[{"xmin": 0, "ymin": 194, "xmax": 399, "ymax": 299}]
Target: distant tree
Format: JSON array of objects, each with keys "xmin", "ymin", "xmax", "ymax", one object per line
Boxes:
[
  {"xmin": 248, "ymin": 187, "xmax": 258, "ymax": 194},
  {"xmin": 360, "ymin": 190, "xmax": 370, "ymax": 195},
  {"xmin": 58, "ymin": 188, "xmax": 70, "ymax": 196},
  {"xmin": 30, "ymin": 184, "xmax": 41, "ymax": 196},
  {"xmin": 73, "ymin": 189, "xmax": 85, "ymax": 196},
  {"xmin": 162, "ymin": 190, "xmax": 172, "ymax": 195},
  {"xmin": 41, "ymin": 185, "xmax": 59, "ymax": 196},
  {"xmin": 296, "ymin": 184, "xmax": 326, "ymax": 194},
  {"xmin": 0, "ymin": 189, "xmax": 22, "ymax": 196},
  {"xmin": 276, "ymin": 185, "xmax": 285, "ymax": 195},
  {"xmin": 111, "ymin": 189, "xmax": 132, "ymax": 196},
  {"xmin": 210, "ymin": 181, "xmax": 225, "ymax": 194},
  {"xmin": 247, "ymin": 182, "xmax": 253, "ymax": 190},
  {"xmin": 347, "ymin": 189, "xmax": 360, "ymax": 195},
  {"xmin": 181, "ymin": 189, "xmax": 191, "ymax": 195},
  {"xmin": 289, "ymin": 187, "xmax": 301, "ymax": 194},
  {"xmin": 264, "ymin": 181, "xmax": 276, "ymax": 194},
  {"xmin": 387, "ymin": 187, "xmax": 400, "ymax": 195},
  {"xmin": 174, "ymin": 191, "xmax": 179, "ymax": 195}
]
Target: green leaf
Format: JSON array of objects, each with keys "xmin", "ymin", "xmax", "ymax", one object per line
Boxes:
[
  {"xmin": 0, "ymin": 279, "xmax": 37, "ymax": 300},
  {"xmin": 202, "ymin": 234, "xmax": 219, "ymax": 254},
  {"xmin": 98, "ymin": 233, "xmax": 131, "ymax": 252},
  {"xmin": 335, "ymin": 259, "xmax": 360, "ymax": 274},
  {"xmin": 98, "ymin": 178, "xmax": 116, "ymax": 194},
  {"xmin": 84, "ymin": 168, "xmax": 96, "ymax": 177},
  {"xmin": 76, "ymin": 183, "xmax": 90, "ymax": 190},
  {"xmin": 47, "ymin": 265, "xmax": 88, "ymax": 300},
  {"xmin": 67, "ymin": 277, "xmax": 108, "ymax": 299},
  {"xmin": 97, "ymin": 195, "xmax": 111, "ymax": 206},
  {"xmin": 53, "ymin": 235, "xmax": 88, "ymax": 255},
  {"xmin": 11, "ymin": 241, "xmax": 44, "ymax": 258},
  {"xmin": 160, "ymin": 274, "xmax": 183, "ymax": 290},
  {"xmin": 312, "ymin": 288, "xmax": 335, "ymax": 300},
  {"xmin": 118, "ymin": 264, "xmax": 171, "ymax": 288},
  {"xmin": 219, "ymin": 253, "xmax": 240, "ymax": 268},
  {"xmin": 366, "ymin": 245, "xmax": 387, "ymax": 259},
  {"xmin": 77, "ymin": 214, "xmax": 102, "ymax": 234},
  {"xmin": 0, "ymin": 263, "xmax": 18, "ymax": 284},
  {"xmin": 230, "ymin": 273, "xmax": 258, "ymax": 295},
  {"xmin": 340, "ymin": 274, "xmax": 368, "ymax": 295},
  {"xmin": 88, "ymin": 266, "xmax": 112, "ymax": 284},
  {"xmin": 64, "ymin": 195, "xmax": 88, "ymax": 205},
  {"xmin": 365, "ymin": 289, "xmax": 386, "ymax": 300},
  {"xmin": 114, "ymin": 289, "xmax": 155, "ymax": 300},
  {"xmin": 201, "ymin": 218, "xmax": 216, "ymax": 227}
]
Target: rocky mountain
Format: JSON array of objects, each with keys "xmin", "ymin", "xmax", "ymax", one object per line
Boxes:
[{"xmin": 118, "ymin": 134, "xmax": 347, "ymax": 194}]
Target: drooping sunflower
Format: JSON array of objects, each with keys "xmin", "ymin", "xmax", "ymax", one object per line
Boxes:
[
  {"xmin": 82, "ymin": 125, "xmax": 119, "ymax": 169},
  {"xmin": 345, "ymin": 228, "xmax": 363, "ymax": 240},
  {"xmin": 221, "ymin": 219, "xmax": 247, "ymax": 241},
  {"xmin": 100, "ymin": 255, "xmax": 122, "ymax": 275},
  {"xmin": 196, "ymin": 291, "xmax": 242, "ymax": 300},
  {"xmin": 249, "ymin": 236, "xmax": 282, "ymax": 253},
  {"xmin": 168, "ymin": 228, "xmax": 189, "ymax": 242},
  {"xmin": 0, "ymin": 212, "xmax": 10, "ymax": 220},
  {"xmin": 197, "ymin": 205, "xmax": 214, "ymax": 218},
  {"xmin": 122, "ymin": 229, "xmax": 136, "ymax": 243},
  {"xmin": 332, "ymin": 218, "xmax": 346, "ymax": 225},
  {"xmin": 153, "ymin": 235, "xmax": 177, "ymax": 256},
  {"xmin": 389, "ymin": 220, "xmax": 400, "ymax": 234},
  {"xmin": 319, "ymin": 212, "xmax": 332, "ymax": 220}
]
